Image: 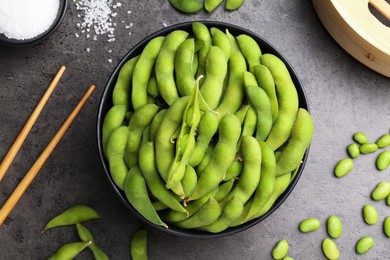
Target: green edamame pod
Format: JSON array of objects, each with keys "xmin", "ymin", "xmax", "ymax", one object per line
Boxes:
[
  {"xmin": 224, "ymin": 160, "xmax": 243, "ymax": 181},
  {"xmin": 102, "ymin": 105, "xmax": 127, "ymax": 156},
  {"xmin": 214, "ymin": 179, "xmax": 235, "ymax": 202},
  {"xmin": 149, "ymin": 109, "xmax": 167, "ymax": 141},
  {"xmin": 275, "ymin": 108, "xmax": 314, "ymax": 176},
  {"xmin": 169, "ymin": 0, "xmax": 202, "ymax": 13},
  {"xmin": 138, "ymin": 142, "xmax": 187, "ymax": 213},
  {"xmin": 130, "ymin": 229, "xmax": 148, "ymax": 260},
  {"xmin": 188, "ymin": 114, "xmax": 242, "ymax": 201},
  {"xmin": 188, "ymin": 110, "xmax": 219, "ymax": 167},
  {"xmin": 215, "ymin": 29, "xmax": 247, "ymax": 118},
  {"xmin": 174, "ymin": 197, "xmax": 221, "ymax": 229},
  {"xmin": 76, "ymin": 223, "xmax": 109, "ymax": 260},
  {"xmin": 132, "ymin": 36, "xmax": 165, "ymax": 110},
  {"xmin": 48, "ymin": 241, "xmax": 92, "ymax": 260},
  {"xmin": 261, "ymin": 53, "xmax": 299, "ymax": 151},
  {"xmin": 205, "ymin": 0, "xmax": 224, "ymax": 12},
  {"xmin": 225, "ymin": 0, "xmax": 245, "ymax": 10},
  {"xmin": 124, "ymin": 166, "xmax": 168, "ymax": 228},
  {"xmin": 198, "ymin": 196, "xmax": 244, "ymax": 233},
  {"xmin": 376, "ymin": 133, "xmax": 390, "ymax": 148},
  {"xmin": 237, "ymin": 34, "xmax": 262, "ymax": 73},
  {"xmin": 156, "ymin": 30, "xmax": 188, "ymax": 105},
  {"xmin": 244, "ymin": 141, "xmax": 276, "ymax": 222},
  {"xmin": 376, "ymin": 150, "xmax": 390, "ymax": 170},
  {"xmin": 175, "ymin": 38, "xmax": 196, "ymax": 97},
  {"xmin": 42, "ymin": 205, "xmax": 100, "ymax": 232},
  {"xmin": 124, "ymin": 104, "xmax": 159, "ymax": 168},
  {"xmin": 106, "ymin": 126, "xmax": 130, "ymax": 189},
  {"xmin": 182, "ymin": 165, "xmax": 198, "ymax": 198},
  {"xmin": 240, "ymin": 106, "xmax": 257, "ymax": 140},
  {"xmin": 200, "ymin": 46, "xmax": 228, "ymax": 109},
  {"xmin": 192, "ymin": 22, "xmax": 212, "ymax": 81},
  {"xmin": 253, "ymin": 64, "xmax": 278, "ymax": 122},
  {"xmin": 112, "ymin": 55, "xmax": 139, "ymax": 109},
  {"xmin": 235, "ymin": 105, "xmax": 249, "ymax": 125},
  {"xmin": 152, "ymin": 200, "xmax": 168, "ymax": 211},
  {"xmin": 210, "ymin": 27, "xmax": 231, "ymax": 61}
]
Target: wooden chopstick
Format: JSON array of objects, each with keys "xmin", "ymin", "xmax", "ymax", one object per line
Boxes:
[
  {"xmin": 369, "ymin": 0, "xmax": 390, "ymax": 20},
  {"xmin": 0, "ymin": 85, "xmax": 96, "ymax": 225},
  {"xmin": 0, "ymin": 66, "xmax": 66, "ymax": 181}
]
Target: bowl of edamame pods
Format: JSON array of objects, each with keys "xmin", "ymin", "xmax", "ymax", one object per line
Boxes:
[{"xmin": 97, "ymin": 21, "xmax": 313, "ymax": 238}]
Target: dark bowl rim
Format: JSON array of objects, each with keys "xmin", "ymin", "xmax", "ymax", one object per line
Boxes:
[
  {"xmin": 0, "ymin": 0, "xmax": 68, "ymax": 47},
  {"xmin": 96, "ymin": 20, "xmax": 311, "ymax": 239}
]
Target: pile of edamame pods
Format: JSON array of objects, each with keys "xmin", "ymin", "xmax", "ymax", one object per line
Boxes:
[{"xmin": 101, "ymin": 21, "xmax": 314, "ymax": 233}]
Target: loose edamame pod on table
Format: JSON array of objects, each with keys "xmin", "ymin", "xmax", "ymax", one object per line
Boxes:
[
  {"xmin": 130, "ymin": 229, "xmax": 148, "ymax": 260},
  {"xmin": 48, "ymin": 241, "xmax": 92, "ymax": 260},
  {"xmin": 76, "ymin": 223, "xmax": 109, "ymax": 260},
  {"xmin": 225, "ymin": 0, "xmax": 245, "ymax": 10},
  {"xmin": 205, "ymin": 0, "xmax": 224, "ymax": 13},
  {"xmin": 168, "ymin": 0, "xmax": 203, "ymax": 14},
  {"xmin": 42, "ymin": 205, "xmax": 100, "ymax": 232}
]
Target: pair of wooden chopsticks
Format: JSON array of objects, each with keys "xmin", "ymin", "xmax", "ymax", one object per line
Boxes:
[{"xmin": 0, "ymin": 66, "xmax": 95, "ymax": 225}]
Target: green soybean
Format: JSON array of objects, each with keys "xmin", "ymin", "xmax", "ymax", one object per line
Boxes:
[
  {"xmin": 132, "ymin": 36, "xmax": 165, "ymax": 110},
  {"xmin": 371, "ymin": 181, "xmax": 390, "ymax": 201},
  {"xmin": 124, "ymin": 166, "xmax": 168, "ymax": 228},
  {"xmin": 42, "ymin": 205, "xmax": 100, "ymax": 232},
  {"xmin": 283, "ymin": 257, "xmax": 295, "ymax": 260},
  {"xmin": 322, "ymin": 238, "xmax": 339, "ymax": 260},
  {"xmin": 363, "ymin": 204, "xmax": 378, "ymax": 225},
  {"xmin": 261, "ymin": 53, "xmax": 299, "ymax": 151},
  {"xmin": 168, "ymin": 0, "xmax": 202, "ymax": 13},
  {"xmin": 275, "ymin": 108, "xmax": 314, "ymax": 176},
  {"xmin": 359, "ymin": 143, "xmax": 378, "ymax": 154},
  {"xmin": 299, "ymin": 218, "xmax": 320, "ymax": 233},
  {"xmin": 130, "ymin": 229, "xmax": 148, "ymax": 260},
  {"xmin": 327, "ymin": 215, "xmax": 342, "ymax": 239},
  {"xmin": 376, "ymin": 150, "xmax": 390, "ymax": 170},
  {"xmin": 225, "ymin": 0, "xmax": 245, "ymax": 10},
  {"xmin": 175, "ymin": 38, "xmax": 196, "ymax": 97},
  {"xmin": 155, "ymin": 30, "xmax": 188, "ymax": 105},
  {"xmin": 347, "ymin": 143, "xmax": 360, "ymax": 159},
  {"xmin": 237, "ymin": 34, "xmax": 262, "ymax": 73},
  {"xmin": 48, "ymin": 241, "xmax": 91, "ymax": 260},
  {"xmin": 76, "ymin": 223, "xmax": 109, "ymax": 260},
  {"xmin": 192, "ymin": 22, "xmax": 212, "ymax": 81},
  {"xmin": 272, "ymin": 239, "xmax": 289, "ymax": 260},
  {"xmin": 205, "ymin": 0, "xmax": 224, "ymax": 12},
  {"xmin": 353, "ymin": 132, "xmax": 369, "ymax": 144},
  {"xmin": 102, "ymin": 105, "xmax": 127, "ymax": 156},
  {"xmin": 334, "ymin": 158, "xmax": 354, "ymax": 178},
  {"xmin": 376, "ymin": 133, "xmax": 390, "ymax": 148},
  {"xmin": 356, "ymin": 236, "xmax": 374, "ymax": 254},
  {"xmin": 210, "ymin": 27, "xmax": 231, "ymax": 61},
  {"xmin": 384, "ymin": 216, "xmax": 390, "ymax": 237}
]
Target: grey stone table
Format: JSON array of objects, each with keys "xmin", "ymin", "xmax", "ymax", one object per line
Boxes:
[{"xmin": 0, "ymin": 0, "xmax": 389, "ymax": 259}]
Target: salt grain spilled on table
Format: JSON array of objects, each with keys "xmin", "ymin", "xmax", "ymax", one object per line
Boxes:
[{"xmin": 0, "ymin": 0, "xmax": 60, "ymax": 40}]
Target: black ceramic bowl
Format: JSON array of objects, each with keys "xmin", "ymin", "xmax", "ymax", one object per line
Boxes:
[
  {"xmin": 97, "ymin": 21, "xmax": 310, "ymax": 239},
  {"xmin": 0, "ymin": 0, "xmax": 68, "ymax": 47}
]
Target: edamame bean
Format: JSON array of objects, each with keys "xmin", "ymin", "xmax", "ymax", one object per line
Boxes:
[
  {"xmin": 347, "ymin": 143, "xmax": 360, "ymax": 159},
  {"xmin": 205, "ymin": 0, "xmax": 224, "ymax": 12},
  {"xmin": 155, "ymin": 30, "xmax": 188, "ymax": 105},
  {"xmin": 102, "ymin": 105, "xmax": 127, "ymax": 156},
  {"xmin": 130, "ymin": 229, "xmax": 148, "ymax": 260},
  {"xmin": 275, "ymin": 108, "xmax": 314, "ymax": 176},
  {"xmin": 175, "ymin": 38, "xmax": 196, "ymax": 97},
  {"xmin": 168, "ymin": 0, "xmax": 202, "ymax": 13},
  {"xmin": 192, "ymin": 22, "xmax": 212, "ymax": 81},
  {"xmin": 353, "ymin": 132, "xmax": 369, "ymax": 144},
  {"xmin": 384, "ymin": 216, "xmax": 390, "ymax": 237},
  {"xmin": 371, "ymin": 181, "xmax": 390, "ymax": 201},
  {"xmin": 237, "ymin": 34, "xmax": 262, "ymax": 73},
  {"xmin": 174, "ymin": 197, "xmax": 221, "ymax": 229},
  {"xmin": 363, "ymin": 204, "xmax": 378, "ymax": 225},
  {"xmin": 124, "ymin": 104, "xmax": 159, "ymax": 168},
  {"xmin": 272, "ymin": 239, "xmax": 289, "ymax": 260},
  {"xmin": 261, "ymin": 54, "xmax": 299, "ymax": 151},
  {"xmin": 200, "ymin": 46, "xmax": 228, "ymax": 109},
  {"xmin": 42, "ymin": 205, "xmax": 100, "ymax": 232},
  {"xmin": 359, "ymin": 143, "xmax": 378, "ymax": 154},
  {"xmin": 253, "ymin": 64, "xmax": 278, "ymax": 122},
  {"xmin": 283, "ymin": 257, "xmax": 294, "ymax": 260},
  {"xmin": 48, "ymin": 241, "xmax": 92, "ymax": 260},
  {"xmin": 376, "ymin": 150, "xmax": 390, "ymax": 170},
  {"xmin": 376, "ymin": 133, "xmax": 390, "ymax": 148},
  {"xmin": 299, "ymin": 218, "xmax": 320, "ymax": 233},
  {"xmin": 76, "ymin": 223, "xmax": 109, "ymax": 260},
  {"xmin": 225, "ymin": 0, "xmax": 245, "ymax": 10},
  {"xmin": 327, "ymin": 215, "xmax": 342, "ymax": 239},
  {"xmin": 138, "ymin": 142, "xmax": 187, "ymax": 213},
  {"xmin": 124, "ymin": 166, "xmax": 168, "ymax": 228},
  {"xmin": 356, "ymin": 236, "xmax": 374, "ymax": 254},
  {"xmin": 322, "ymin": 238, "xmax": 339, "ymax": 260},
  {"xmin": 334, "ymin": 158, "xmax": 354, "ymax": 178},
  {"xmin": 210, "ymin": 27, "xmax": 231, "ymax": 61},
  {"xmin": 198, "ymin": 196, "xmax": 244, "ymax": 233},
  {"xmin": 188, "ymin": 114, "xmax": 241, "ymax": 201},
  {"xmin": 112, "ymin": 55, "xmax": 139, "ymax": 109},
  {"xmin": 132, "ymin": 36, "xmax": 165, "ymax": 110},
  {"xmin": 388, "ymin": 194, "xmax": 390, "ymax": 206}
]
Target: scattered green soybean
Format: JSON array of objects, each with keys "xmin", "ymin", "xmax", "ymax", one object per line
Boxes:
[
  {"xmin": 225, "ymin": 0, "xmax": 245, "ymax": 10},
  {"xmin": 384, "ymin": 216, "xmax": 390, "ymax": 238},
  {"xmin": 356, "ymin": 236, "xmax": 374, "ymax": 254},
  {"xmin": 371, "ymin": 181, "xmax": 390, "ymax": 201},
  {"xmin": 376, "ymin": 150, "xmax": 390, "ymax": 170},
  {"xmin": 272, "ymin": 239, "xmax": 289, "ymax": 260},
  {"xmin": 376, "ymin": 133, "xmax": 390, "ymax": 148},
  {"xmin": 334, "ymin": 158, "xmax": 354, "ymax": 178},
  {"xmin": 359, "ymin": 143, "xmax": 378, "ymax": 154},
  {"xmin": 299, "ymin": 218, "xmax": 320, "ymax": 233},
  {"xmin": 363, "ymin": 204, "xmax": 378, "ymax": 225},
  {"xmin": 322, "ymin": 238, "xmax": 339, "ymax": 260},
  {"xmin": 347, "ymin": 143, "xmax": 360, "ymax": 158},
  {"xmin": 327, "ymin": 215, "xmax": 342, "ymax": 239},
  {"xmin": 353, "ymin": 132, "xmax": 369, "ymax": 144}
]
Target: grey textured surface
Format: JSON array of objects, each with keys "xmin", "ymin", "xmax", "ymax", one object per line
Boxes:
[{"xmin": 0, "ymin": 0, "xmax": 389, "ymax": 259}]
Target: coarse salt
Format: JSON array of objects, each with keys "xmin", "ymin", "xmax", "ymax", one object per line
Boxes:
[{"xmin": 0, "ymin": 0, "xmax": 60, "ymax": 40}]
